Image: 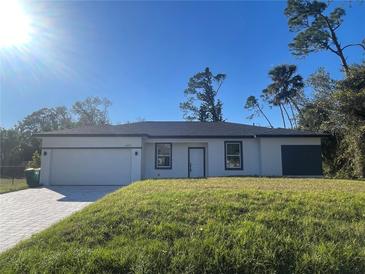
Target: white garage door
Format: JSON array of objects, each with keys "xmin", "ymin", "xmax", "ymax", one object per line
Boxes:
[{"xmin": 50, "ymin": 149, "xmax": 131, "ymax": 185}]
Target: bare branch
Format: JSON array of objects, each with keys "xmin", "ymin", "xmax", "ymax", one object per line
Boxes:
[
  {"xmin": 332, "ymin": 22, "xmax": 342, "ymax": 31},
  {"xmin": 215, "ymin": 79, "xmax": 225, "ymax": 94},
  {"xmin": 341, "ymin": 43, "xmax": 365, "ymax": 51},
  {"xmin": 327, "ymin": 45, "xmax": 340, "ymax": 56}
]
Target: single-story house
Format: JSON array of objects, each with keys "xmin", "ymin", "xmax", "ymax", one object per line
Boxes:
[{"xmin": 36, "ymin": 121, "xmax": 327, "ymax": 186}]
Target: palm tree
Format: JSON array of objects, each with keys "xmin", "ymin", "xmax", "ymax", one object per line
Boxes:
[
  {"xmin": 261, "ymin": 89, "xmax": 287, "ymax": 128},
  {"xmin": 261, "ymin": 64, "xmax": 305, "ymax": 128},
  {"xmin": 244, "ymin": 96, "xmax": 273, "ymax": 128}
]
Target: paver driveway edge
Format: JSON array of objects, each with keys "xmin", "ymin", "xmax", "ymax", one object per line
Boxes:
[{"xmin": 0, "ymin": 186, "xmax": 120, "ymax": 252}]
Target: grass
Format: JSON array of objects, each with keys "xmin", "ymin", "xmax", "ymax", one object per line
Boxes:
[
  {"xmin": 0, "ymin": 178, "xmax": 28, "ymax": 194},
  {"xmin": 1, "ymin": 177, "xmax": 365, "ymax": 273}
]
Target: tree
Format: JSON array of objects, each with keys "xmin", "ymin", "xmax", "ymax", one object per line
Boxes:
[
  {"xmin": 299, "ymin": 69, "xmax": 336, "ymax": 131},
  {"xmin": 15, "ymin": 106, "xmax": 73, "ymax": 161},
  {"xmin": 335, "ymin": 64, "xmax": 365, "ymax": 177},
  {"xmin": 336, "ymin": 64, "xmax": 365, "ymax": 121},
  {"xmin": 285, "ymin": 0, "xmax": 365, "ymax": 75},
  {"xmin": 0, "ymin": 128, "xmax": 23, "ymax": 177},
  {"xmin": 16, "ymin": 106, "xmax": 73, "ymax": 135},
  {"xmin": 72, "ymin": 97, "xmax": 111, "ymax": 126},
  {"xmin": 299, "ymin": 64, "xmax": 365, "ymax": 178},
  {"xmin": 307, "ymin": 67, "xmax": 337, "ymax": 101},
  {"xmin": 261, "ymin": 64, "xmax": 305, "ymax": 128},
  {"xmin": 1, "ymin": 97, "xmax": 114, "ymax": 178},
  {"xmin": 299, "ymin": 68, "xmax": 340, "ymax": 131},
  {"xmin": 27, "ymin": 151, "xmax": 41, "ymax": 168},
  {"xmin": 299, "ymin": 68, "xmax": 340, "ymax": 175},
  {"xmin": 0, "ymin": 128, "xmax": 23, "ymax": 165},
  {"xmin": 180, "ymin": 67, "xmax": 226, "ymax": 122},
  {"xmin": 244, "ymin": 96, "xmax": 273, "ymax": 128}
]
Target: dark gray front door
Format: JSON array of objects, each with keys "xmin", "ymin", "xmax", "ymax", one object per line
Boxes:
[{"xmin": 281, "ymin": 145, "xmax": 322, "ymax": 176}]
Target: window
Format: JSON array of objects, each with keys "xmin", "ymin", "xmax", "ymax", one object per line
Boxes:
[
  {"xmin": 225, "ymin": 141, "xmax": 242, "ymax": 170},
  {"xmin": 155, "ymin": 143, "xmax": 172, "ymax": 169}
]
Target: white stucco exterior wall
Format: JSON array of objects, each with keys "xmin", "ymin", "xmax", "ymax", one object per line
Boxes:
[
  {"xmin": 39, "ymin": 135, "xmax": 322, "ymax": 185},
  {"xmin": 40, "ymin": 149, "xmax": 52, "ymax": 185},
  {"xmin": 131, "ymin": 148, "xmax": 142, "ymax": 182},
  {"xmin": 259, "ymin": 137, "xmax": 321, "ymax": 176},
  {"xmin": 42, "ymin": 136, "xmax": 142, "ymax": 148},
  {"xmin": 40, "ymin": 137, "xmax": 142, "ymax": 185},
  {"xmin": 143, "ymin": 142, "xmax": 207, "ymax": 179},
  {"xmin": 142, "ymin": 138, "xmax": 261, "ymax": 179},
  {"xmin": 142, "ymin": 137, "xmax": 321, "ymax": 179},
  {"xmin": 207, "ymin": 139, "xmax": 260, "ymax": 177}
]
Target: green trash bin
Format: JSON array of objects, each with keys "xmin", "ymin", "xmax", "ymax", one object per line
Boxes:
[{"xmin": 25, "ymin": 168, "xmax": 41, "ymax": 187}]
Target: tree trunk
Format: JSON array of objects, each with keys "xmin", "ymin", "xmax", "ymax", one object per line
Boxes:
[
  {"xmin": 289, "ymin": 98, "xmax": 304, "ymax": 120},
  {"xmin": 288, "ymin": 101, "xmax": 298, "ymax": 128},
  {"xmin": 210, "ymin": 99, "xmax": 218, "ymax": 122},
  {"xmin": 279, "ymin": 104, "xmax": 286, "ymax": 128},
  {"xmin": 257, "ymin": 105, "xmax": 273, "ymax": 128},
  {"xmin": 332, "ymin": 36, "xmax": 350, "ymax": 76},
  {"xmin": 283, "ymin": 104, "xmax": 293, "ymax": 129},
  {"xmin": 321, "ymin": 15, "xmax": 350, "ymax": 76}
]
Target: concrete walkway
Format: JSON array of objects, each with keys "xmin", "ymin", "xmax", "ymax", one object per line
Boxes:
[{"xmin": 0, "ymin": 186, "xmax": 120, "ymax": 252}]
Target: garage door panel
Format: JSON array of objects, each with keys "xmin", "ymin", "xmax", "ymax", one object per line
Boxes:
[
  {"xmin": 281, "ymin": 145, "xmax": 322, "ymax": 176},
  {"xmin": 50, "ymin": 149, "xmax": 131, "ymax": 185}
]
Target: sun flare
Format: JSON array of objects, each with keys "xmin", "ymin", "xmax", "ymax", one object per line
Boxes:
[{"xmin": 0, "ymin": 0, "xmax": 32, "ymax": 47}]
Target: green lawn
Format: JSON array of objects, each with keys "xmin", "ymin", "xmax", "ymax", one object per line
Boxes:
[
  {"xmin": 1, "ymin": 177, "xmax": 365, "ymax": 273},
  {"xmin": 0, "ymin": 178, "xmax": 28, "ymax": 194}
]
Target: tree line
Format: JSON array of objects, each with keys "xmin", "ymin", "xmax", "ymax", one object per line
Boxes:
[
  {"xmin": 179, "ymin": 0, "xmax": 365, "ymax": 178},
  {"xmin": 0, "ymin": 97, "xmax": 112, "ymax": 176}
]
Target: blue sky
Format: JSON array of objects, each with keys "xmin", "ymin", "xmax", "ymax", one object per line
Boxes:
[{"xmin": 1, "ymin": 1, "xmax": 364, "ymax": 128}]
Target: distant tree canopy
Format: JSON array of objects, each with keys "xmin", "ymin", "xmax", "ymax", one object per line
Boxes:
[
  {"xmin": 0, "ymin": 96, "xmax": 112, "ymax": 177},
  {"xmin": 12, "ymin": 107, "xmax": 73, "ymax": 161},
  {"xmin": 0, "ymin": 128, "xmax": 23, "ymax": 165},
  {"xmin": 180, "ymin": 67, "xmax": 226, "ymax": 122},
  {"xmin": 72, "ymin": 97, "xmax": 111, "ymax": 126},
  {"xmin": 16, "ymin": 107, "xmax": 72, "ymax": 135}
]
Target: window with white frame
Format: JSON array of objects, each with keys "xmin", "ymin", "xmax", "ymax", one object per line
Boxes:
[
  {"xmin": 155, "ymin": 143, "xmax": 172, "ymax": 169},
  {"xmin": 225, "ymin": 141, "xmax": 242, "ymax": 170}
]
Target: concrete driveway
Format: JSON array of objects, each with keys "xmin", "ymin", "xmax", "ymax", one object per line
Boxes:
[{"xmin": 0, "ymin": 186, "xmax": 120, "ymax": 252}]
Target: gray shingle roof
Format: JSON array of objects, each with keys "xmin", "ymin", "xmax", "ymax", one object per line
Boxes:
[{"xmin": 35, "ymin": 121, "xmax": 327, "ymax": 138}]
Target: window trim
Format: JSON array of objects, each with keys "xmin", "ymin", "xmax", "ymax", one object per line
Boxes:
[
  {"xmin": 155, "ymin": 143, "xmax": 172, "ymax": 169},
  {"xmin": 224, "ymin": 141, "xmax": 243, "ymax": 170}
]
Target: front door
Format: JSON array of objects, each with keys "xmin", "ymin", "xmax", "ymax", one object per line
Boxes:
[{"xmin": 188, "ymin": 148, "xmax": 205, "ymax": 178}]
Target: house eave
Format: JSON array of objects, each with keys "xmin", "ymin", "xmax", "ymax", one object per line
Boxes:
[
  {"xmin": 34, "ymin": 133, "xmax": 328, "ymax": 138},
  {"xmin": 34, "ymin": 133, "xmax": 149, "ymax": 138},
  {"xmin": 255, "ymin": 134, "xmax": 330, "ymax": 138}
]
